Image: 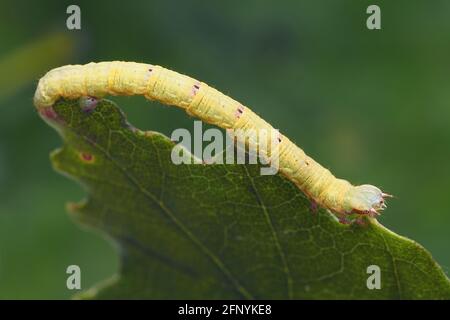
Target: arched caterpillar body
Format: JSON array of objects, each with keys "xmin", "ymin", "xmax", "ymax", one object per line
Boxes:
[{"xmin": 34, "ymin": 61, "xmax": 391, "ymax": 223}]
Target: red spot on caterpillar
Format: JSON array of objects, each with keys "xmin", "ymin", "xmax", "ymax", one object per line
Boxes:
[
  {"xmin": 80, "ymin": 152, "xmax": 95, "ymax": 163},
  {"xmin": 192, "ymin": 82, "xmax": 201, "ymax": 96},
  {"xmin": 277, "ymin": 132, "xmax": 284, "ymax": 143},
  {"xmin": 235, "ymin": 105, "xmax": 245, "ymax": 118}
]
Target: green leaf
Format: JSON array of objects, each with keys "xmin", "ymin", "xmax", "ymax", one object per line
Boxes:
[{"xmin": 43, "ymin": 98, "xmax": 450, "ymax": 299}]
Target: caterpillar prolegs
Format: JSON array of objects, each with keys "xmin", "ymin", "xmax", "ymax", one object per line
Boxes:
[{"xmin": 34, "ymin": 61, "xmax": 392, "ymax": 224}]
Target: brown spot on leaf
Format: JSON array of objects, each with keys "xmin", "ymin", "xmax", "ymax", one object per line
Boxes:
[{"xmin": 80, "ymin": 152, "xmax": 95, "ymax": 163}]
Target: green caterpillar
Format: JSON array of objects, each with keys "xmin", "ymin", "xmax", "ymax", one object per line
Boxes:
[{"xmin": 34, "ymin": 61, "xmax": 391, "ymax": 224}]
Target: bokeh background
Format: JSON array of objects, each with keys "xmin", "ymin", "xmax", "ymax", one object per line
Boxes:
[{"xmin": 0, "ymin": 0, "xmax": 449, "ymax": 299}]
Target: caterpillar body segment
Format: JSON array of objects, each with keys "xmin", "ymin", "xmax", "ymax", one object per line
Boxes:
[{"xmin": 34, "ymin": 61, "xmax": 391, "ymax": 221}]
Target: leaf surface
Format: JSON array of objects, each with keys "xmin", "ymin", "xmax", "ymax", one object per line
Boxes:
[{"xmin": 43, "ymin": 98, "xmax": 450, "ymax": 299}]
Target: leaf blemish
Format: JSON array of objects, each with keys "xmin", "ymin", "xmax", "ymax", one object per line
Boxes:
[
  {"xmin": 39, "ymin": 106, "xmax": 58, "ymax": 120},
  {"xmin": 80, "ymin": 152, "xmax": 95, "ymax": 163}
]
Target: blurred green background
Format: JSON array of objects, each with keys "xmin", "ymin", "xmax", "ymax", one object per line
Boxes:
[{"xmin": 0, "ymin": 0, "xmax": 449, "ymax": 299}]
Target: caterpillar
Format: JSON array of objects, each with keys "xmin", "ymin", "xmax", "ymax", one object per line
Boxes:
[{"xmin": 33, "ymin": 61, "xmax": 391, "ymax": 224}]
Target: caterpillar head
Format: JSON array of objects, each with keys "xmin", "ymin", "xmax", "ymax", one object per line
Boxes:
[{"xmin": 345, "ymin": 184, "xmax": 392, "ymax": 217}]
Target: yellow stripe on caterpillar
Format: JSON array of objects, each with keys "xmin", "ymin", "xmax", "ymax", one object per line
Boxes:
[{"xmin": 33, "ymin": 61, "xmax": 392, "ymax": 223}]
